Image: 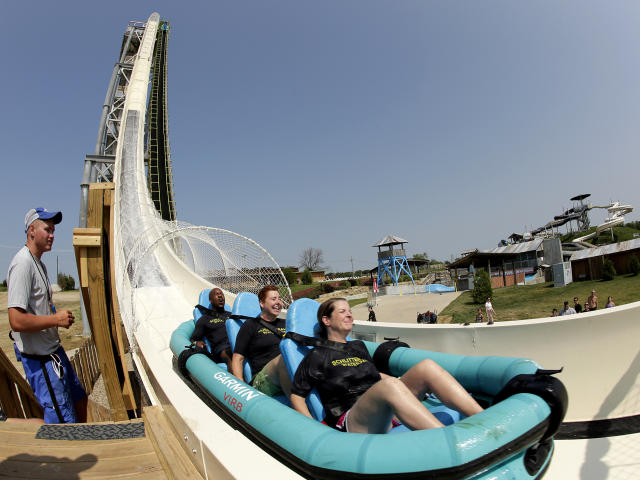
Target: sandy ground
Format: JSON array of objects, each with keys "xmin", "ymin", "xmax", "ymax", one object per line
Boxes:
[
  {"xmin": 0, "ymin": 290, "xmax": 85, "ymax": 375},
  {"xmin": 351, "ymin": 291, "xmax": 462, "ymax": 324}
]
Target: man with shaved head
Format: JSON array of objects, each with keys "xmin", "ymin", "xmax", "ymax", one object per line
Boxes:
[{"xmin": 191, "ymin": 288, "xmax": 233, "ymax": 369}]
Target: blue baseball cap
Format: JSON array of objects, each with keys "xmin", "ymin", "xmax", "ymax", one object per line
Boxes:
[{"xmin": 25, "ymin": 207, "xmax": 63, "ymax": 232}]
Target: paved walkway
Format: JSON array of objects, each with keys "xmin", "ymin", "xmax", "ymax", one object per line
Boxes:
[{"xmin": 351, "ymin": 291, "xmax": 462, "ymax": 324}]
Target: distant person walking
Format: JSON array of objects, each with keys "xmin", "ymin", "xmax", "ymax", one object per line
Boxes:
[
  {"xmin": 368, "ymin": 306, "xmax": 377, "ymax": 322},
  {"xmin": 485, "ymin": 297, "xmax": 496, "ymax": 325},
  {"xmin": 587, "ymin": 290, "xmax": 598, "ymax": 311}
]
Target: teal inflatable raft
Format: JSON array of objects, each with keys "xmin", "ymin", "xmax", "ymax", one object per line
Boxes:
[{"xmin": 171, "ymin": 294, "xmax": 567, "ymax": 479}]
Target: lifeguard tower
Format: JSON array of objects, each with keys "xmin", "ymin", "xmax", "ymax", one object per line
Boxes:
[{"xmin": 373, "ymin": 235, "xmax": 415, "ymax": 286}]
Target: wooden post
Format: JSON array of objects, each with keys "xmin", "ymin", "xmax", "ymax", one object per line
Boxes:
[{"xmin": 73, "ymin": 183, "xmax": 130, "ymax": 421}]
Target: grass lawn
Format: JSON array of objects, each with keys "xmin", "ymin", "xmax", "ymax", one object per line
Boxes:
[
  {"xmin": 441, "ymin": 274, "xmax": 640, "ymax": 324},
  {"xmin": 348, "ymin": 298, "xmax": 368, "ymax": 308},
  {"xmin": 289, "ymin": 282, "xmax": 320, "ymax": 293}
]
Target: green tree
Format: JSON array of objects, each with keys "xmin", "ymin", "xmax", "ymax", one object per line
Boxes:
[
  {"xmin": 602, "ymin": 259, "xmax": 616, "ymax": 281},
  {"xmin": 472, "ymin": 270, "xmax": 493, "ymax": 304},
  {"xmin": 57, "ymin": 273, "xmax": 75, "ymax": 291},
  {"xmin": 301, "ymin": 269, "xmax": 313, "ymax": 285},
  {"xmin": 282, "ymin": 267, "xmax": 297, "ymax": 285},
  {"xmin": 629, "ymin": 255, "xmax": 640, "ymax": 276}
]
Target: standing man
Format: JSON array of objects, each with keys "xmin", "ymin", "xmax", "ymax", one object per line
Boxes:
[
  {"xmin": 7, "ymin": 208, "xmax": 87, "ymax": 423},
  {"xmin": 190, "ymin": 288, "xmax": 232, "ymax": 369},
  {"xmin": 587, "ymin": 290, "xmax": 598, "ymax": 311},
  {"xmin": 559, "ymin": 301, "xmax": 576, "ymax": 316},
  {"xmin": 573, "ymin": 297, "xmax": 583, "ymax": 313}
]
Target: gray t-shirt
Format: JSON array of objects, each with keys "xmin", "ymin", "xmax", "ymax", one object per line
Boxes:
[{"xmin": 7, "ymin": 246, "xmax": 60, "ymax": 355}]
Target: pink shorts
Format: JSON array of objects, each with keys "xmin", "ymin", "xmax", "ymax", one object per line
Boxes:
[{"xmin": 326, "ymin": 411, "xmax": 402, "ymax": 432}]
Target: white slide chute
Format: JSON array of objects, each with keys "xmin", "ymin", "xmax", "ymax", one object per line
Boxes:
[{"xmin": 108, "ymin": 13, "xmax": 640, "ymax": 479}]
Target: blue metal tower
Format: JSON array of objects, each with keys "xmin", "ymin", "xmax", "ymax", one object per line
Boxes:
[{"xmin": 373, "ymin": 235, "xmax": 415, "ymax": 286}]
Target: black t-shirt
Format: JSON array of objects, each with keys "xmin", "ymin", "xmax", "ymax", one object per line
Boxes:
[
  {"xmin": 574, "ymin": 303, "xmax": 583, "ymax": 313},
  {"xmin": 291, "ymin": 340, "xmax": 381, "ymax": 425},
  {"xmin": 190, "ymin": 309, "xmax": 232, "ymax": 354},
  {"xmin": 234, "ymin": 316, "xmax": 286, "ymax": 376}
]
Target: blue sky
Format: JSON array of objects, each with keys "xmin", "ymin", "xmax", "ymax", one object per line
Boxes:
[{"xmin": 1, "ymin": 1, "xmax": 639, "ymax": 283}]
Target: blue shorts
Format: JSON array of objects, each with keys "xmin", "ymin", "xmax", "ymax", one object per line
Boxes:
[{"xmin": 18, "ymin": 345, "xmax": 87, "ymax": 424}]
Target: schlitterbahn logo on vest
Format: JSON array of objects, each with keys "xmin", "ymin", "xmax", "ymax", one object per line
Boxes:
[{"xmin": 332, "ymin": 357, "xmax": 368, "ymax": 367}]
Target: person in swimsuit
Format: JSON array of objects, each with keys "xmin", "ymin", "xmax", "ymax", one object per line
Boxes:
[
  {"xmin": 290, "ymin": 298, "xmax": 483, "ymax": 433},
  {"xmin": 605, "ymin": 296, "xmax": 615, "ymax": 308},
  {"xmin": 190, "ymin": 288, "xmax": 232, "ymax": 369},
  {"xmin": 231, "ymin": 285, "xmax": 291, "ymax": 397},
  {"xmin": 587, "ymin": 290, "xmax": 598, "ymax": 311}
]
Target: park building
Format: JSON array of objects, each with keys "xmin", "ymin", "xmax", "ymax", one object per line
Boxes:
[{"xmin": 448, "ymin": 238, "xmax": 561, "ymax": 290}]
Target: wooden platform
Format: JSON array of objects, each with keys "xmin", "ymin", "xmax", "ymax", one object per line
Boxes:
[{"xmin": 0, "ymin": 407, "xmax": 204, "ymax": 479}]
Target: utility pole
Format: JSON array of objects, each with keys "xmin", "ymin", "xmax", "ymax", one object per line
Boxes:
[{"xmin": 350, "ymin": 257, "xmax": 355, "ymax": 278}]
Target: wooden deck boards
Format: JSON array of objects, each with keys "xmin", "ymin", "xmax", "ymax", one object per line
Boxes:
[{"xmin": 0, "ymin": 419, "xmax": 168, "ymax": 479}]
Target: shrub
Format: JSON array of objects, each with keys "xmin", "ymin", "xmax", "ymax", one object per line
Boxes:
[
  {"xmin": 57, "ymin": 273, "xmax": 75, "ymax": 291},
  {"xmin": 320, "ymin": 282, "xmax": 335, "ymax": 294},
  {"xmin": 630, "ymin": 255, "xmax": 640, "ymax": 276},
  {"xmin": 340, "ymin": 280, "xmax": 350, "ymax": 289},
  {"xmin": 472, "ymin": 270, "xmax": 493, "ymax": 304},
  {"xmin": 301, "ymin": 269, "xmax": 313, "ymax": 285},
  {"xmin": 348, "ymin": 278, "xmax": 358, "ymax": 287},
  {"xmin": 602, "ymin": 259, "xmax": 616, "ymax": 281},
  {"xmin": 292, "ymin": 285, "xmax": 321, "ymax": 300}
]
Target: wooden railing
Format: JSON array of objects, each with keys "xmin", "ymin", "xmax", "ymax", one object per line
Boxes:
[
  {"xmin": 68, "ymin": 337, "xmax": 101, "ymax": 395},
  {"xmin": 0, "ymin": 337, "xmax": 102, "ymax": 420},
  {"xmin": 0, "ymin": 347, "xmax": 43, "ymax": 420}
]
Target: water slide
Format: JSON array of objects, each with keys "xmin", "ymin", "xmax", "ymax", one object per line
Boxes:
[
  {"xmin": 111, "ymin": 14, "xmax": 640, "ymax": 478},
  {"xmin": 573, "ymin": 202, "xmax": 634, "ymax": 243},
  {"xmin": 111, "ymin": 14, "xmax": 299, "ymax": 478}
]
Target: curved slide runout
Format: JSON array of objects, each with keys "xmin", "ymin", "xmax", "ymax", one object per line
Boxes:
[
  {"xmin": 353, "ymin": 302, "xmax": 640, "ymax": 424},
  {"xmin": 109, "ymin": 12, "xmax": 637, "ymax": 479}
]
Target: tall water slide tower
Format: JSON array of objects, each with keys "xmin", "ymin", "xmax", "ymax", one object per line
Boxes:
[
  {"xmin": 80, "ymin": 18, "xmax": 176, "ymax": 226},
  {"xmin": 77, "ymin": 18, "xmax": 176, "ymax": 333}
]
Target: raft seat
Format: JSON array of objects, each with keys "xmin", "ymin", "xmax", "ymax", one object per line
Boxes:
[
  {"xmin": 281, "ymin": 298, "xmax": 461, "ymax": 429},
  {"xmin": 280, "ymin": 298, "xmax": 326, "ymax": 420},
  {"xmin": 226, "ymin": 292, "xmax": 289, "ymax": 406}
]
